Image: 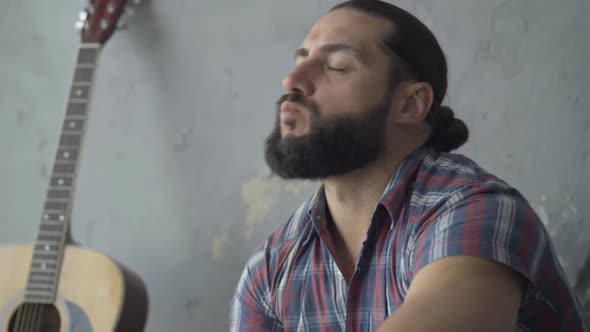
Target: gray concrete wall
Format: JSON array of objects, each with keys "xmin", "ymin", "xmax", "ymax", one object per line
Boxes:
[{"xmin": 1, "ymin": 0, "xmax": 588, "ymax": 330}]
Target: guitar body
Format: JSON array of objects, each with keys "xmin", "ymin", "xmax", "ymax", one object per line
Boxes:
[{"xmin": 0, "ymin": 245, "xmax": 148, "ymax": 332}]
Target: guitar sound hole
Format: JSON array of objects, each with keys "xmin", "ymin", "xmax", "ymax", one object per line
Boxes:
[{"xmin": 8, "ymin": 303, "xmax": 60, "ymax": 332}]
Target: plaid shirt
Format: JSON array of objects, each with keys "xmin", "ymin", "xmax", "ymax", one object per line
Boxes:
[{"xmin": 230, "ymin": 146, "xmax": 587, "ymax": 331}]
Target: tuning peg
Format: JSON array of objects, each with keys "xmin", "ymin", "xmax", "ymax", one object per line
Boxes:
[
  {"xmin": 75, "ymin": 20, "xmax": 89, "ymax": 31},
  {"xmin": 78, "ymin": 10, "xmax": 88, "ymax": 22}
]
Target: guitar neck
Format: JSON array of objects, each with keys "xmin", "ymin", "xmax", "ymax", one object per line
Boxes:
[{"xmin": 25, "ymin": 43, "xmax": 102, "ymax": 303}]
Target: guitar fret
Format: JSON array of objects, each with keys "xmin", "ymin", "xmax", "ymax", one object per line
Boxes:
[
  {"xmin": 70, "ymin": 85, "xmax": 90, "ymax": 99},
  {"xmin": 47, "ymin": 186, "xmax": 71, "ymax": 193},
  {"xmin": 39, "ymin": 224, "xmax": 65, "ymax": 232},
  {"xmin": 26, "ymin": 286, "xmax": 54, "ymax": 293},
  {"xmin": 73, "ymin": 67, "xmax": 93, "ymax": 82},
  {"xmin": 46, "ymin": 190, "xmax": 70, "ymax": 199},
  {"xmin": 56, "ymin": 148, "xmax": 79, "ymax": 161},
  {"xmin": 62, "ymin": 119, "xmax": 85, "ymax": 131},
  {"xmin": 78, "ymin": 47, "xmax": 98, "ymax": 63},
  {"xmin": 37, "ymin": 234, "xmax": 63, "ymax": 242},
  {"xmin": 49, "ymin": 176, "xmax": 73, "ymax": 187},
  {"xmin": 25, "ymin": 292, "xmax": 54, "ymax": 299},
  {"xmin": 52, "ymin": 163, "xmax": 76, "ymax": 174},
  {"xmin": 34, "ymin": 249, "xmax": 59, "ymax": 257},
  {"xmin": 41, "ymin": 212, "xmax": 67, "ymax": 221},
  {"xmin": 28, "ymin": 276, "xmax": 54, "ymax": 283},
  {"xmin": 51, "ymin": 173, "xmax": 76, "ymax": 179},
  {"xmin": 33, "ymin": 253, "xmax": 59, "ymax": 260},
  {"xmin": 47, "ymin": 190, "xmax": 70, "ymax": 198},
  {"xmin": 40, "ymin": 223, "xmax": 66, "ymax": 232},
  {"xmin": 59, "ymin": 134, "xmax": 81, "ymax": 146},
  {"xmin": 31, "ymin": 262, "xmax": 58, "ymax": 270},
  {"xmin": 44, "ymin": 197, "xmax": 69, "ymax": 203},
  {"xmin": 72, "ymin": 81, "xmax": 92, "ymax": 87},
  {"xmin": 25, "ymin": 292, "xmax": 53, "ymax": 298},
  {"xmin": 29, "ymin": 263, "xmax": 58, "ymax": 274},
  {"xmin": 28, "ymin": 275, "xmax": 54, "ymax": 282},
  {"xmin": 66, "ymin": 101, "xmax": 87, "ymax": 116},
  {"xmin": 53, "ymin": 163, "xmax": 76, "ymax": 170},
  {"xmin": 24, "ymin": 293, "xmax": 53, "ymax": 303},
  {"xmin": 37, "ymin": 231, "xmax": 64, "ymax": 238},
  {"xmin": 62, "ymin": 129, "xmax": 83, "ymax": 135},
  {"xmin": 29, "ymin": 267, "xmax": 57, "ymax": 274},
  {"xmin": 34, "ymin": 241, "xmax": 61, "ymax": 249},
  {"xmin": 34, "ymin": 243, "xmax": 59, "ymax": 251},
  {"xmin": 76, "ymin": 64, "xmax": 95, "ymax": 69},
  {"xmin": 29, "ymin": 271, "xmax": 56, "ymax": 277},
  {"xmin": 69, "ymin": 97, "xmax": 89, "ymax": 103},
  {"xmin": 64, "ymin": 114, "xmax": 87, "ymax": 121},
  {"xmin": 43, "ymin": 202, "xmax": 67, "ymax": 211},
  {"xmin": 28, "ymin": 278, "xmax": 54, "ymax": 286},
  {"xmin": 42, "ymin": 212, "xmax": 67, "ymax": 222},
  {"xmin": 26, "ymin": 293, "xmax": 53, "ymax": 304},
  {"xmin": 72, "ymin": 86, "xmax": 90, "ymax": 97}
]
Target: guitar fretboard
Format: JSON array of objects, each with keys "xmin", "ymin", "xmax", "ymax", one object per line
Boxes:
[{"xmin": 25, "ymin": 43, "xmax": 101, "ymax": 303}]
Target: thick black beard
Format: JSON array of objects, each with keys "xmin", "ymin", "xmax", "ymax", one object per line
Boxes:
[{"xmin": 264, "ymin": 93, "xmax": 392, "ymax": 180}]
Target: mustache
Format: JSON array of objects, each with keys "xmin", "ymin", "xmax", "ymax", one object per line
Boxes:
[{"xmin": 275, "ymin": 93, "xmax": 318, "ymax": 114}]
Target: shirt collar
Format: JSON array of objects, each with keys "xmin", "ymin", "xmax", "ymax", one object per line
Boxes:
[
  {"xmin": 307, "ymin": 145, "xmax": 432, "ymax": 230},
  {"xmin": 378, "ymin": 145, "xmax": 431, "ymax": 229}
]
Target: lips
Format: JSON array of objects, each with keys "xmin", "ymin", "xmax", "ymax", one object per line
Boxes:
[{"xmin": 280, "ymin": 101, "xmax": 303, "ymax": 124}]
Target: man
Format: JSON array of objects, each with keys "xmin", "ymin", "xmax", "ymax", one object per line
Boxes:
[{"xmin": 230, "ymin": 1, "xmax": 587, "ymax": 331}]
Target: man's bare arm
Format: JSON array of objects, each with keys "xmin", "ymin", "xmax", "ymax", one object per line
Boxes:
[{"xmin": 377, "ymin": 255, "xmax": 526, "ymax": 332}]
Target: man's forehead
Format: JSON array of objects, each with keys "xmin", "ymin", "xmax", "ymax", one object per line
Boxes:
[{"xmin": 301, "ymin": 9, "xmax": 392, "ymax": 50}]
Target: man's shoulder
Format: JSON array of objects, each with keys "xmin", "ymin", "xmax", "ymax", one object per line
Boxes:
[
  {"xmin": 417, "ymin": 150, "xmax": 514, "ymax": 193},
  {"xmin": 407, "ymin": 150, "xmax": 523, "ymax": 212}
]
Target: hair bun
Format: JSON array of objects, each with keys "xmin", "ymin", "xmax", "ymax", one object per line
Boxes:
[
  {"xmin": 436, "ymin": 106, "xmax": 455, "ymax": 128},
  {"xmin": 427, "ymin": 106, "xmax": 469, "ymax": 153}
]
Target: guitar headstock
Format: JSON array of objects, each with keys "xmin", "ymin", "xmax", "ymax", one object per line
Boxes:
[{"xmin": 76, "ymin": 0, "xmax": 142, "ymax": 44}]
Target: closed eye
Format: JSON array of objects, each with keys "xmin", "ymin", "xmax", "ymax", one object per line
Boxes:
[{"xmin": 327, "ymin": 66, "xmax": 348, "ymax": 72}]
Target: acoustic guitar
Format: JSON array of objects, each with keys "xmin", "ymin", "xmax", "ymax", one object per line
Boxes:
[{"xmin": 0, "ymin": 0, "xmax": 149, "ymax": 331}]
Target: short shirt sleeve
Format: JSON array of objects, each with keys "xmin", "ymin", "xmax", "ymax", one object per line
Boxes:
[
  {"xmin": 410, "ymin": 183, "xmax": 549, "ymax": 303},
  {"xmin": 230, "ymin": 247, "xmax": 284, "ymax": 332}
]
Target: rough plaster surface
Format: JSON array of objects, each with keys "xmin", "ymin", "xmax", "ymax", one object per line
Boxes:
[{"xmin": 1, "ymin": 0, "xmax": 588, "ymax": 330}]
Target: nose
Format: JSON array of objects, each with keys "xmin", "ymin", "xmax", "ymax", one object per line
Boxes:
[{"xmin": 282, "ymin": 62, "xmax": 315, "ymax": 97}]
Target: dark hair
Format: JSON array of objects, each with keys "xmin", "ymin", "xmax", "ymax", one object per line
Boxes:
[{"xmin": 330, "ymin": 0, "xmax": 469, "ymax": 152}]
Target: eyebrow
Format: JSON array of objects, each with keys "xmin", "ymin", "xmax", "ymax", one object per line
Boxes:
[{"xmin": 294, "ymin": 43, "xmax": 365, "ymax": 62}]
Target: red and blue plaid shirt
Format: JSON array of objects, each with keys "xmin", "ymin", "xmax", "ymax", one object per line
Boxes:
[{"xmin": 230, "ymin": 146, "xmax": 587, "ymax": 331}]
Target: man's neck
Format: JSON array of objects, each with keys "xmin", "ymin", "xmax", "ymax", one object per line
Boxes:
[
  {"xmin": 322, "ymin": 144, "xmax": 419, "ymax": 238},
  {"xmin": 323, "ymin": 158, "xmax": 396, "ymax": 234}
]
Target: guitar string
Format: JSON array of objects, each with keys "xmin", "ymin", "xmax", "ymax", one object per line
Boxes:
[
  {"xmin": 31, "ymin": 304, "xmax": 42, "ymax": 332},
  {"xmin": 21, "ymin": 303, "xmax": 33, "ymax": 332},
  {"xmin": 12, "ymin": 304, "xmax": 24, "ymax": 332},
  {"xmin": 18, "ymin": 303, "xmax": 30, "ymax": 332},
  {"xmin": 20, "ymin": 303, "xmax": 36, "ymax": 332},
  {"xmin": 22, "ymin": 304, "xmax": 31, "ymax": 332},
  {"xmin": 27, "ymin": 303, "xmax": 39, "ymax": 332},
  {"xmin": 34, "ymin": 304, "xmax": 43, "ymax": 332},
  {"xmin": 34, "ymin": 303, "xmax": 46, "ymax": 332},
  {"xmin": 15, "ymin": 303, "xmax": 29, "ymax": 332}
]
